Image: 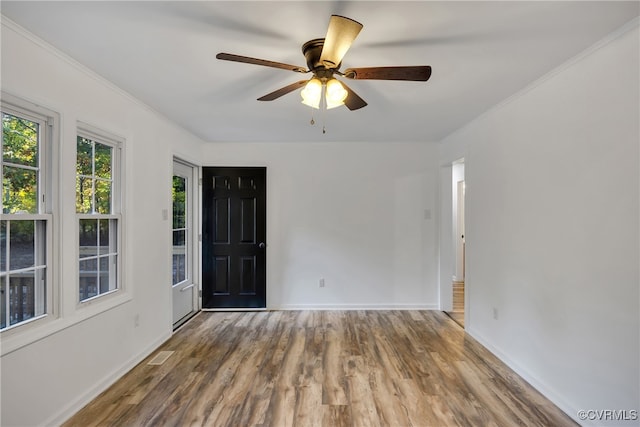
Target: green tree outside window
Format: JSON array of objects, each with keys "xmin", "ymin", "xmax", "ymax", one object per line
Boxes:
[{"xmin": 2, "ymin": 113, "xmax": 39, "ymax": 214}]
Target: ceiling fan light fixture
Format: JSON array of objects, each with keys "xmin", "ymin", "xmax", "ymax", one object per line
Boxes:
[
  {"xmin": 217, "ymin": 14, "xmax": 432, "ymax": 115},
  {"xmin": 325, "ymin": 78, "xmax": 348, "ymax": 109},
  {"xmin": 301, "ymin": 78, "xmax": 322, "ymax": 109}
]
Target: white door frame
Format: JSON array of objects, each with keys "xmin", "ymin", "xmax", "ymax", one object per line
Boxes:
[
  {"xmin": 452, "ymin": 161, "xmax": 465, "ymax": 282},
  {"xmin": 438, "ymin": 158, "xmax": 465, "ymax": 313},
  {"xmin": 172, "ymin": 158, "xmax": 200, "ymax": 327}
]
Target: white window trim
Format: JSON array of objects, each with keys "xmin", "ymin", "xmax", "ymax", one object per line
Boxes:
[
  {"xmin": 76, "ymin": 122, "xmax": 125, "ymax": 306},
  {"xmin": 0, "ymin": 92, "xmax": 60, "ymax": 343}
]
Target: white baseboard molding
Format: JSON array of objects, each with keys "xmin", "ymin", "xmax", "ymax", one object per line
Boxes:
[
  {"xmin": 276, "ymin": 304, "xmax": 439, "ymax": 310},
  {"xmin": 466, "ymin": 326, "xmax": 581, "ymax": 426},
  {"xmin": 45, "ymin": 331, "xmax": 172, "ymax": 426}
]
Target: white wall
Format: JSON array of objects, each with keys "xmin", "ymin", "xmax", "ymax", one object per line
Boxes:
[
  {"xmin": 200, "ymin": 142, "xmax": 440, "ymax": 309},
  {"xmin": 1, "ymin": 19, "xmax": 204, "ymax": 426},
  {"xmin": 439, "ymin": 21, "xmax": 639, "ymax": 426}
]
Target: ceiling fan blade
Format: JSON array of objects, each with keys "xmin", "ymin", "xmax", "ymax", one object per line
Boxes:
[
  {"xmin": 216, "ymin": 53, "xmax": 308, "ymax": 73},
  {"xmin": 339, "ymin": 80, "xmax": 368, "ymax": 111},
  {"xmin": 257, "ymin": 80, "xmax": 308, "ymax": 101},
  {"xmin": 343, "ymin": 66, "xmax": 432, "ymax": 81},
  {"xmin": 319, "ymin": 15, "xmax": 363, "ymax": 69}
]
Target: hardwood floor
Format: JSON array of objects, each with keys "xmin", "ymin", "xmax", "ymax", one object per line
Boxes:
[
  {"xmin": 452, "ymin": 281, "xmax": 464, "ymax": 312},
  {"xmin": 64, "ymin": 311, "xmax": 576, "ymax": 427},
  {"xmin": 447, "ymin": 281, "xmax": 465, "ymax": 327}
]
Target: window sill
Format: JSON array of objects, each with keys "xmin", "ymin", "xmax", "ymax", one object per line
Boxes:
[{"xmin": 0, "ymin": 291, "xmax": 132, "ymax": 357}]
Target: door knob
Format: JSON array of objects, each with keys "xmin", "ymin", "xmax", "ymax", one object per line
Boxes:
[{"xmin": 258, "ymin": 242, "xmax": 266, "ymax": 249}]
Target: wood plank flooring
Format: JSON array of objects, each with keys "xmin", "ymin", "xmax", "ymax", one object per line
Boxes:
[
  {"xmin": 452, "ymin": 281, "xmax": 464, "ymax": 312},
  {"xmin": 63, "ymin": 311, "xmax": 577, "ymax": 427},
  {"xmin": 447, "ymin": 281, "xmax": 465, "ymax": 327}
]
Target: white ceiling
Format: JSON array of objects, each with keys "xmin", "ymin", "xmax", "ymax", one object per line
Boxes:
[{"xmin": 2, "ymin": 1, "xmax": 638, "ymax": 143}]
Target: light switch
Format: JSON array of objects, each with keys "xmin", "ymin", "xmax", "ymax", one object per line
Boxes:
[{"xmin": 162, "ymin": 209, "xmax": 169, "ymax": 221}]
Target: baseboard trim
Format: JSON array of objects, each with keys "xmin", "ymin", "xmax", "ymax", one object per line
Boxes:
[
  {"xmin": 276, "ymin": 304, "xmax": 438, "ymax": 310},
  {"xmin": 45, "ymin": 331, "xmax": 172, "ymax": 426},
  {"xmin": 466, "ymin": 326, "xmax": 581, "ymax": 425}
]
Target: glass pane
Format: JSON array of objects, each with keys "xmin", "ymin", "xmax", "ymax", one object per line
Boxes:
[
  {"xmin": 76, "ymin": 176, "xmax": 93, "ymax": 213},
  {"xmin": 76, "ymin": 137, "xmax": 93, "ymax": 176},
  {"xmin": 112, "ymin": 255, "xmax": 117, "ymax": 292},
  {"xmin": 98, "ymin": 219, "xmax": 110, "ymax": 255},
  {"xmin": 2, "ymin": 113, "xmax": 38, "ymax": 168},
  {"xmin": 173, "ymin": 229, "xmax": 185, "ymax": 247},
  {"xmin": 172, "ymin": 176, "xmax": 186, "ymax": 229},
  {"xmin": 1, "ymin": 221, "xmax": 6, "ymax": 272},
  {"xmin": 79, "ymin": 258, "xmax": 98, "ymax": 301},
  {"xmin": 99, "ymin": 256, "xmax": 110, "ymax": 294},
  {"xmin": 173, "ymin": 253, "xmax": 186, "ymax": 285},
  {"xmin": 9, "ymin": 271, "xmax": 35, "ymax": 326},
  {"xmin": 109, "ymin": 219, "xmax": 117, "ymax": 253},
  {"xmin": 94, "ymin": 143, "xmax": 112, "ymax": 179},
  {"xmin": 2, "ymin": 165, "xmax": 37, "ymax": 213},
  {"xmin": 95, "ymin": 179, "xmax": 111, "ymax": 214},
  {"xmin": 10, "ymin": 220, "xmax": 34, "ymax": 270},
  {"xmin": 34, "ymin": 267, "xmax": 46, "ymax": 316},
  {"xmin": 35, "ymin": 220, "xmax": 46, "ymax": 266},
  {"xmin": 79, "ymin": 219, "xmax": 98, "ymax": 258},
  {"xmin": 172, "ymin": 230, "xmax": 186, "ymax": 285},
  {"xmin": 0, "ymin": 276, "xmax": 6, "ymax": 329}
]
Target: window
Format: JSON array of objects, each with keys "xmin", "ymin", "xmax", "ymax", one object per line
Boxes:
[
  {"xmin": 1, "ymin": 97, "xmax": 55, "ymax": 331},
  {"xmin": 76, "ymin": 125, "xmax": 122, "ymax": 302},
  {"xmin": 172, "ymin": 174, "xmax": 187, "ymax": 285}
]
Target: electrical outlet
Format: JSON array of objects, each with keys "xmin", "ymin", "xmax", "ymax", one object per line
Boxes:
[
  {"xmin": 134, "ymin": 314, "xmax": 140, "ymax": 327},
  {"xmin": 319, "ymin": 278, "xmax": 325, "ymax": 288},
  {"xmin": 493, "ymin": 308, "xmax": 499, "ymax": 320}
]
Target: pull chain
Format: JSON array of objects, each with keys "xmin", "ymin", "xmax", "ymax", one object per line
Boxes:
[
  {"xmin": 321, "ymin": 92, "xmax": 327, "ymax": 134},
  {"xmin": 305, "ymin": 84, "xmax": 329, "ymax": 133}
]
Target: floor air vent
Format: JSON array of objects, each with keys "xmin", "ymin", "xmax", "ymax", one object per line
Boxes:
[{"xmin": 147, "ymin": 350, "xmax": 174, "ymax": 366}]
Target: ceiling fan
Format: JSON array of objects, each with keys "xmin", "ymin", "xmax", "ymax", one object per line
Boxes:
[{"xmin": 216, "ymin": 15, "xmax": 432, "ymax": 111}]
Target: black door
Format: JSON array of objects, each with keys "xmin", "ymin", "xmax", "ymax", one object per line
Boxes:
[{"xmin": 202, "ymin": 167, "xmax": 266, "ymax": 308}]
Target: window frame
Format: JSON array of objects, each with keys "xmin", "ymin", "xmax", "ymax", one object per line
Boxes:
[
  {"xmin": 76, "ymin": 122, "xmax": 123, "ymax": 305},
  {"xmin": 0, "ymin": 93, "xmax": 58, "ymax": 334}
]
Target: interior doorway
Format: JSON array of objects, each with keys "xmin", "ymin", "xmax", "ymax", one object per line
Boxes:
[{"xmin": 447, "ymin": 160, "xmax": 465, "ymax": 327}]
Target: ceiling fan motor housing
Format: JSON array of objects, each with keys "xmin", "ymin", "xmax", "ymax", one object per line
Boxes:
[{"xmin": 302, "ymin": 38, "xmax": 339, "ymax": 77}]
